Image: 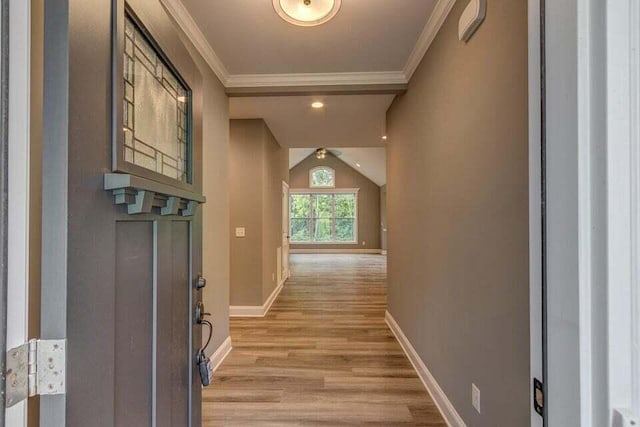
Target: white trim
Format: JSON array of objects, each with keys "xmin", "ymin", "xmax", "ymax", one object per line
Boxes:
[
  {"xmin": 608, "ymin": 0, "xmax": 640, "ymax": 419},
  {"xmin": 225, "ymin": 71, "xmax": 407, "ymax": 88},
  {"xmin": 381, "ymin": 250, "xmax": 387, "ymax": 255},
  {"xmin": 208, "ymin": 336, "xmax": 232, "ymax": 372},
  {"xmin": 527, "ymin": 0, "xmax": 543, "ymax": 425},
  {"xmin": 229, "ymin": 279, "xmax": 285, "ymax": 318},
  {"xmin": 160, "ymin": 0, "xmax": 455, "ymax": 88},
  {"xmin": 290, "ymin": 248, "xmax": 383, "ymax": 254},
  {"xmin": 403, "ymin": 0, "xmax": 456, "ymax": 80},
  {"xmin": 6, "ymin": 0, "xmax": 31, "ymax": 425},
  {"xmin": 160, "ymin": 0, "xmax": 230, "ymax": 85},
  {"xmin": 385, "ymin": 311, "xmax": 465, "ymax": 427},
  {"xmin": 290, "ymin": 187, "xmax": 359, "ymax": 194}
]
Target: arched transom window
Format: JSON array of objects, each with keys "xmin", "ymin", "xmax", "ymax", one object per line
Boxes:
[{"xmin": 309, "ymin": 166, "xmax": 335, "ymax": 188}]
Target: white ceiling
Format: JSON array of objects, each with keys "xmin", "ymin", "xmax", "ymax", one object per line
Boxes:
[
  {"xmin": 177, "ymin": 0, "xmax": 437, "ymax": 76},
  {"xmin": 230, "ymin": 94, "xmax": 393, "ymax": 148},
  {"xmin": 290, "ymin": 147, "xmax": 387, "ymax": 186}
]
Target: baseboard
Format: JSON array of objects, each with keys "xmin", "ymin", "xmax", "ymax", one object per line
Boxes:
[
  {"xmin": 385, "ymin": 310, "xmax": 466, "ymax": 427},
  {"xmin": 381, "ymin": 250, "xmax": 388, "ymax": 255},
  {"xmin": 208, "ymin": 336, "xmax": 232, "ymax": 372},
  {"xmin": 290, "ymin": 248, "xmax": 384, "ymax": 254},
  {"xmin": 229, "ymin": 279, "xmax": 285, "ymax": 317}
]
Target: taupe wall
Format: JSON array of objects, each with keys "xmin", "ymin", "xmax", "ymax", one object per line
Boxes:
[
  {"xmin": 289, "ymin": 153, "xmax": 380, "ymax": 250},
  {"xmin": 262, "ymin": 126, "xmax": 289, "ymax": 299},
  {"xmin": 183, "ymin": 37, "xmax": 231, "ymax": 354},
  {"xmin": 386, "ymin": 1, "xmax": 529, "ymax": 426},
  {"xmin": 229, "ymin": 119, "xmax": 288, "ymax": 306},
  {"xmin": 380, "ymin": 184, "xmax": 387, "ymax": 251},
  {"xmin": 230, "ymin": 120, "xmax": 264, "ymax": 306}
]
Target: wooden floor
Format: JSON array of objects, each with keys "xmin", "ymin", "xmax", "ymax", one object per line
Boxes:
[{"xmin": 203, "ymin": 254, "xmax": 446, "ymax": 426}]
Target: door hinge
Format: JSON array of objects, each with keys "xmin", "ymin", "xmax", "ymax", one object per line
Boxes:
[
  {"xmin": 533, "ymin": 377, "xmax": 544, "ymax": 417},
  {"xmin": 613, "ymin": 409, "xmax": 639, "ymax": 427},
  {"xmin": 5, "ymin": 339, "xmax": 66, "ymax": 407}
]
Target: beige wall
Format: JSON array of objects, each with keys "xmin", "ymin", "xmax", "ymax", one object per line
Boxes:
[
  {"xmin": 289, "ymin": 153, "xmax": 381, "ymax": 250},
  {"xmin": 386, "ymin": 1, "xmax": 530, "ymax": 426},
  {"xmin": 262, "ymin": 126, "xmax": 289, "ymax": 299},
  {"xmin": 178, "ymin": 16, "xmax": 230, "ymax": 353},
  {"xmin": 230, "ymin": 119, "xmax": 288, "ymax": 306},
  {"xmin": 380, "ymin": 184, "xmax": 387, "ymax": 251}
]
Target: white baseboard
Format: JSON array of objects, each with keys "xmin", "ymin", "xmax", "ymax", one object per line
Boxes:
[
  {"xmin": 229, "ymin": 279, "xmax": 285, "ymax": 317},
  {"xmin": 381, "ymin": 250, "xmax": 388, "ymax": 255},
  {"xmin": 290, "ymin": 248, "xmax": 384, "ymax": 254},
  {"xmin": 385, "ymin": 310, "xmax": 466, "ymax": 427},
  {"xmin": 208, "ymin": 336, "xmax": 232, "ymax": 372}
]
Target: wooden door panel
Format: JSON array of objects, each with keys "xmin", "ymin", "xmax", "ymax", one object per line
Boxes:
[{"xmin": 115, "ymin": 221, "xmax": 154, "ymax": 426}]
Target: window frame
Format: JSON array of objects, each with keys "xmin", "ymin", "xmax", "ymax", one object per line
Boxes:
[
  {"xmin": 289, "ymin": 188, "xmax": 359, "ymax": 244},
  {"xmin": 112, "ymin": 4, "xmax": 200, "ymax": 193},
  {"xmin": 309, "ymin": 166, "xmax": 336, "ymax": 188}
]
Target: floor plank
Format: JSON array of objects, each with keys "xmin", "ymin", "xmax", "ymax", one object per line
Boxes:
[{"xmin": 203, "ymin": 254, "xmax": 446, "ymax": 426}]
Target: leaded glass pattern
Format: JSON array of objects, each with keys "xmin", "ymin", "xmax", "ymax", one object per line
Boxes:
[{"xmin": 123, "ymin": 15, "xmax": 190, "ymax": 182}]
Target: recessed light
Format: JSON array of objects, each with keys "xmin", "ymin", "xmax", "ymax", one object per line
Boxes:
[
  {"xmin": 311, "ymin": 101, "xmax": 324, "ymax": 109},
  {"xmin": 381, "ymin": 135, "xmax": 388, "ymax": 140},
  {"xmin": 355, "ymin": 162, "xmax": 361, "ymax": 168}
]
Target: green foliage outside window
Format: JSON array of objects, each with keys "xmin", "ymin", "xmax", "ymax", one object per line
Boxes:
[{"xmin": 290, "ymin": 192, "xmax": 357, "ymax": 243}]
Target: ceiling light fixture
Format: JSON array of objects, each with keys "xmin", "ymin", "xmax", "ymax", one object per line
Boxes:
[
  {"xmin": 273, "ymin": 0, "xmax": 342, "ymax": 27},
  {"xmin": 315, "ymin": 148, "xmax": 327, "ymax": 159},
  {"xmin": 381, "ymin": 135, "xmax": 388, "ymax": 140},
  {"xmin": 311, "ymin": 101, "xmax": 324, "ymax": 109},
  {"xmin": 355, "ymin": 162, "xmax": 361, "ymax": 168}
]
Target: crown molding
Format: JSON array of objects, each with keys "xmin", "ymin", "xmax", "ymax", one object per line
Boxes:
[
  {"xmin": 162, "ymin": 0, "xmax": 454, "ymax": 89},
  {"xmin": 160, "ymin": 0, "xmax": 230, "ymax": 85},
  {"xmin": 403, "ymin": 0, "xmax": 456, "ymax": 80},
  {"xmin": 225, "ymin": 71, "xmax": 407, "ymax": 88}
]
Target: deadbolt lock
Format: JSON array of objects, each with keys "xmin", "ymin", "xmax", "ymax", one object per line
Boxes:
[{"xmin": 195, "ymin": 275, "xmax": 207, "ymax": 289}]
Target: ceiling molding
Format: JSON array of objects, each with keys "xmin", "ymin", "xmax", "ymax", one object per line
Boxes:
[
  {"xmin": 160, "ymin": 0, "xmax": 230, "ymax": 85},
  {"xmin": 163, "ymin": 0, "xmax": 454, "ymax": 89},
  {"xmin": 403, "ymin": 0, "xmax": 456, "ymax": 80},
  {"xmin": 226, "ymin": 71, "xmax": 408, "ymax": 88}
]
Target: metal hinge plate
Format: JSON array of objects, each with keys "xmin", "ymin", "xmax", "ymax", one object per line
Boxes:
[{"xmin": 5, "ymin": 339, "xmax": 66, "ymax": 407}]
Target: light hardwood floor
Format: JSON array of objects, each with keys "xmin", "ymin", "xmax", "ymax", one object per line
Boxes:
[{"xmin": 203, "ymin": 254, "xmax": 446, "ymax": 426}]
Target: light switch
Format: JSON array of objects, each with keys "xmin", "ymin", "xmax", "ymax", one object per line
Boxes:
[{"xmin": 235, "ymin": 227, "xmax": 246, "ymax": 237}]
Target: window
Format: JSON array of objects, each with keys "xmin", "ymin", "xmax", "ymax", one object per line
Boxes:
[
  {"xmin": 309, "ymin": 166, "xmax": 335, "ymax": 188},
  {"xmin": 123, "ymin": 14, "xmax": 191, "ymax": 182},
  {"xmin": 290, "ymin": 190, "xmax": 358, "ymax": 243}
]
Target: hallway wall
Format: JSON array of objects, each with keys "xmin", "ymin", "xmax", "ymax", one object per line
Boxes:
[
  {"xmin": 386, "ymin": 1, "xmax": 530, "ymax": 426},
  {"xmin": 289, "ymin": 152, "xmax": 381, "ymax": 250},
  {"xmin": 180, "ymin": 27, "xmax": 231, "ymax": 354},
  {"xmin": 229, "ymin": 119, "xmax": 289, "ymax": 307}
]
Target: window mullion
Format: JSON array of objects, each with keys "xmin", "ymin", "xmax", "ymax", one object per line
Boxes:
[{"xmin": 309, "ymin": 194, "xmax": 314, "ymax": 243}]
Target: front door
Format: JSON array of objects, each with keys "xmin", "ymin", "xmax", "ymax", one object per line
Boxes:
[
  {"xmin": 282, "ymin": 181, "xmax": 290, "ymax": 281},
  {"xmin": 37, "ymin": 1, "xmax": 204, "ymax": 425}
]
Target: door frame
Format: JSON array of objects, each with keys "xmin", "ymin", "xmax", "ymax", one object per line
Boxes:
[
  {"xmin": 281, "ymin": 180, "xmax": 290, "ymax": 282},
  {"xmin": 527, "ymin": 0, "xmax": 544, "ymax": 425},
  {"xmin": 5, "ymin": 0, "xmax": 32, "ymax": 425}
]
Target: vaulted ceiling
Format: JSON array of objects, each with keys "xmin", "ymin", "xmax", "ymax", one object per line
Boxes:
[{"xmin": 290, "ymin": 148, "xmax": 387, "ymax": 186}]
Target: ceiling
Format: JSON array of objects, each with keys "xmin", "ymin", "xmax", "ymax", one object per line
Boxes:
[
  {"xmin": 290, "ymin": 148, "xmax": 387, "ymax": 186},
  {"xmin": 176, "ymin": 0, "xmax": 436, "ymax": 76},
  {"xmin": 161, "ymin": 0, "xmax": 455, "ymax": 87},
  {"xmin": 230, "ymin": 94, "xmax": 393, "ymax": 148}
]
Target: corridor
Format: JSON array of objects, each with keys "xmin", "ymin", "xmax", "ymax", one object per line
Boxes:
[{"xmin": 203, "ymin": 254, "xmax": 446, "ymax": 426}]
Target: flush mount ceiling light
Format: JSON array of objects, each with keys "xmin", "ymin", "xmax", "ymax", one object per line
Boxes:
[
  {"xmin": 273, "ymin": 0, "xmax": 342, "ymax": 27},
  {"xmin": 311, "ymin": 101, "xmax": 324, "ymax": 109},
  {"xmin": 315, "ymin": 148, "xmax": 327, "ymax": 159}
]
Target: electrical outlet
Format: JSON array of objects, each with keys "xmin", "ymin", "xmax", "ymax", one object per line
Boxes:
[
  {"xmin": 472, "ymin": 383, "xmax": 481, "ymax": 414},
  {"xmin": 235, "ymin": 227, "xmax": 245, "ymax": 237},
  {"xmin": 362, "ymin": 241, "xmax": 366, "ymax": 246}
]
